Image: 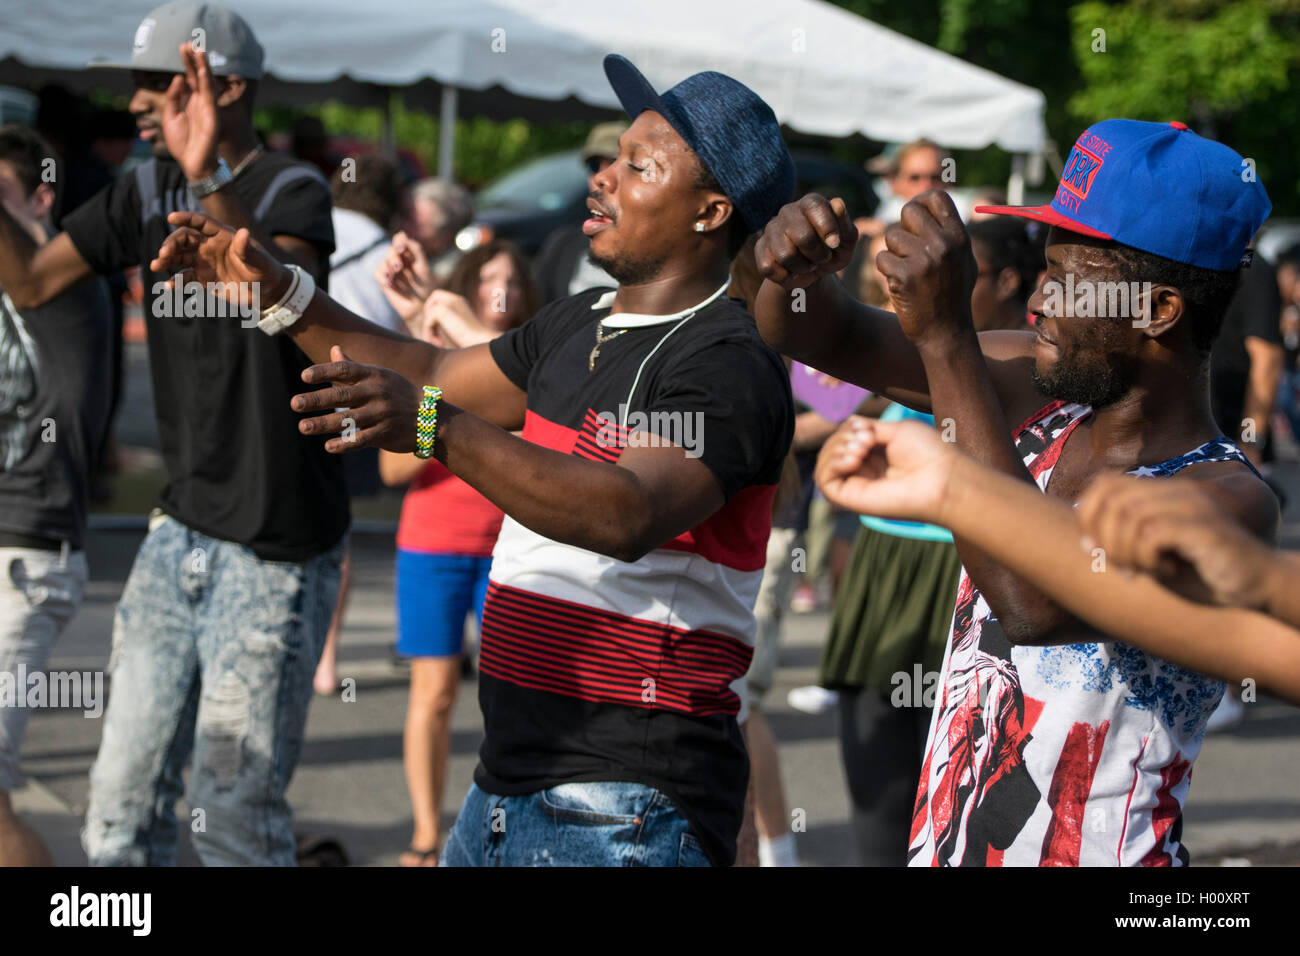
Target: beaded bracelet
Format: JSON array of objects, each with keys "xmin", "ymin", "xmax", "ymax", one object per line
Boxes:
[{"xmin": 413, "ymin": 385, "xmax": 443, "ymax": 459}]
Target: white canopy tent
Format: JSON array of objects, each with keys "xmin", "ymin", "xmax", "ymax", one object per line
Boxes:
[{"xmin": 0, "ymin": 0, "xmax": 1047, "ymax": 197}]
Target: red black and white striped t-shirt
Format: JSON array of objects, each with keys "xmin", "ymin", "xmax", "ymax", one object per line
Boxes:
[{"xmin": 478, "ymin": 284, "xmax": 793, "ymax": 866}]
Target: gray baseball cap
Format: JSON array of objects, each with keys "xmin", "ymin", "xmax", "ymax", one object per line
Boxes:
[{"xmin": 88, "ymin": 2, "xmax": 264, "ymax": 78}]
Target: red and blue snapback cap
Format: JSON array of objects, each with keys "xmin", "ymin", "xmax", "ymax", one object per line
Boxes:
[{"xmin": 976, "ymin": 119, "xmax": 1271, "ymax": 272}]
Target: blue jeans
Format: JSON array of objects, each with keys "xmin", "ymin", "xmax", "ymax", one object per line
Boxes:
[
  {"xmin": 440, "ymin": 781, "xmax": 711, "ymax": 867},
  {"xmin": 0, "ymin": 545, "xmax": 87, "ymax": 793},
  {"xmin": 83, "ymin": 514, "xmax": 343, "ymax": 866}
]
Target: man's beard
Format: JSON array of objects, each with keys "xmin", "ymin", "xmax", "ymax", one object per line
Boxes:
[
  {"xmin": 587, "ymin": 247, "xmax": 665, "ymax": 287},
  {"xmin": 1032, "ymin": 333, "xmax": 1137, "ymax": 410}
]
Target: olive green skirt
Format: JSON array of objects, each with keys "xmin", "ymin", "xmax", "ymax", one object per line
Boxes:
[{"xmin": 820, "ymin": 524, "xmax": 964, "ymax": 693}]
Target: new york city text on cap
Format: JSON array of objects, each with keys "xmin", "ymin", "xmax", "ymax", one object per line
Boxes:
[
  {"xmin": 977, "ymin": 119, "xmax": 1271, "ymax": 272},
  {"xmin": 88, "ymin": 1, "xmax": 264, "ymax": 79},
  {"xmin": 603, "ymin": 54, "xmax": 796, "ymax": 234}
]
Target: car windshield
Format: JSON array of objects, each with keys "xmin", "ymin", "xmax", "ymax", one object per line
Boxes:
[{"xmin": 477, "ymin": 150, "xmax": 588, "ymax": 212}]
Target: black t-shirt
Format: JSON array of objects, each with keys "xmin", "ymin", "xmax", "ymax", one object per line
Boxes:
[
  {"xmin": 532, "ymin": 226, "xmax": 588, "ymax": 305},
  {"xmin": 478, "ymin": 287, "xmax": 793, "ymax": 866},
  {"xmin": 62, "ymin": 154, "xmax": 348, "ymax": 561},
  {"xmin": 0, "ymin": 276, "xmax": 112, "ymax": 549},
  {"xmin": 1211, "ymin": 258, "xmax": 1282, "ymax": 437}
]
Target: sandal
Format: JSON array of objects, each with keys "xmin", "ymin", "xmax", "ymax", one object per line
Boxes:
[{"xmin": 400, "ymin": 845, "xmax": 440, "ymax": 867}]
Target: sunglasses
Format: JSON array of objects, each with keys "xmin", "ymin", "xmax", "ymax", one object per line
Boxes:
[
  {"xmin": 132, "ymin": 71, "xmax": 229, "ymax": 93},
  {"xmin": 132, "ymin": 71, "xmax": 180, "ymax": 92}
]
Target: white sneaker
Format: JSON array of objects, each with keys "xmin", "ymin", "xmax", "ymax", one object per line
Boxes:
[
  {"xmin": 790, "ymin": 584, "xmax": 819, "ymax": 614},
  {"xmin": 787, "ymin": 685, "xmax": 839, "ymax": 715},
  {"xmin": 1206, "ymin": 693, "xmax": 1245, "ymax": 733}
]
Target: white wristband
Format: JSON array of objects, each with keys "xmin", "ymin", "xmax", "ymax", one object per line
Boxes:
[{"xmin": 258, "ymin": 265, "xmax": 315, "ymax": 336}]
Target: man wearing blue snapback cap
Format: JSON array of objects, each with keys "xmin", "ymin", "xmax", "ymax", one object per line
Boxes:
[
  {"xmin": 151, "ymin": 55, "xmax": 796, "ymax": 866},
  {"xmin": 755, "ymin": 119, "xmax": 1277, "ymax": 865}
]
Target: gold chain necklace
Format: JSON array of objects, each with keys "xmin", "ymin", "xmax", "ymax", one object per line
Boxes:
[{"xmin": 588, "ymin": 320, "xmax": 627, "ymax": 372}]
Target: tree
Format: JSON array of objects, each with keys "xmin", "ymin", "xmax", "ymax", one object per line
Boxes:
[{"xmin": 1069, "ymin": 0, "xmax": 1300, "ymax": 214}]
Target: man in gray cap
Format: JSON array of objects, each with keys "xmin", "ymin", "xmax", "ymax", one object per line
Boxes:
[{"xmin": 0, "ymin": 3, "xmax": 345, "ymax": 866}]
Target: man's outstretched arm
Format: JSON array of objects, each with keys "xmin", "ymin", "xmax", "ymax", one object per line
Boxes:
[
  {"xmin": 0, "ymin": 210, "xmax": 94, "ymax": 310},
  {"xmin": 290, "ymin": 357, "xmax": 725, "ymax": 562},
  {"xmin": 871, "ymin": 191, "xmax": 1081, "ymax": 644},
  {"xmin": 752, "ymin": 195, "xmax": 933, "ymax": 409},
  {"xmin": 751, "ymin": 193, "xmax": 1041, "ymax": 416},
  {"xmin": 817, "ymin": 417, "xmax": 1300, "ymax": 702},
  {"xmin": 152, "ymin": 212, "xmax": 527, "ymax": 429},
  {"xmin": 759, "ymin": 191, "xmax": 1082, "ymax": 643}
]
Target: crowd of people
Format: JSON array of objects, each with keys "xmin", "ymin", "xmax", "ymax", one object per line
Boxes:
[{"xmin": 0, "ymin": 1, "xmax": 1297, "ymax": 868}]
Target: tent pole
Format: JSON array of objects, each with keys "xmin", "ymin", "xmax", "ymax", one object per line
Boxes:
[
  {"xmin": 1008, "ymin": 152, "xmax": 1027, "ymax": 205},
  {"xmin": 438, "ymin": 85, "xmax": 458, "ymax": 180},
  {"xmin": 382, "ymin": 88, "xmax": 396, "ymax": 160}
]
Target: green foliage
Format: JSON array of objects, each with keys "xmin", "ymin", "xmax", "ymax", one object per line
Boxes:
[
  {"xmin": 1068, "ymin": 0, "xmax": 1300, "ymax": 213},
  {"xmin": 832, "ymin": 0, "xmax": 1082, "ymax": 187},
  {"xmin": 1069, "ymin": 0, "xmax": 1293, "ymax": 124},
  {"xmin": 253, "ymin": 99, "xmax": 590, "ymax": 189},
  {"xmin": 833, "ymin": 0, "xmax": 1300, "ymax": 213}
]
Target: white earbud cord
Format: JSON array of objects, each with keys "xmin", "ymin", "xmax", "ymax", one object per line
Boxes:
[{"xmin": 618, "ymin": 279, "xmax": 731, "ymax": 431}]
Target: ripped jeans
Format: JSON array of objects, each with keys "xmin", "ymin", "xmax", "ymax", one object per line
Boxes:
[{"xmin": 83, "ymin": 513, "xmax": 343, "ymax": 866}]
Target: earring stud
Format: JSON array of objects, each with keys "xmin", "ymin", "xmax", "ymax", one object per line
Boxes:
[{"xmin": 694, "ymin": 222, "xmax": 705, "ymax": 232}]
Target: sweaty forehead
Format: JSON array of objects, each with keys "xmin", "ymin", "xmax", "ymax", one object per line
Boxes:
[
  {"xmin": 625, "ymin": 110, "xmax": 697, "ymax": 169},
  {"xmin": 1045, "ymin": 226, "xmax": 1120, "ymax": 272}
]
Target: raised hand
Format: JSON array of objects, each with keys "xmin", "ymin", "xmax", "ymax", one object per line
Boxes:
[
  {"xmin": 151, "ymin": 210, "xmax": 291, "ymax": 306},
  {"xmin": 874, "ymin": 190, "xmax": 977, "ymax": 346},
  {"xmin": 754, "ymin": 194, "xmax": 858, "ymax": 290},
  {"xmin": 291, "ymin": 346, "xmax": 424, "ymax": 453},
  {"xmin": 1076, "ymin": 474, "xmax": 1277, "ymax": 609},
  {"xmin": 419, "ymin": 290, "xmax": 494, "ymax": 348},
  {"xmin": 162, "ymin": 43, "xmax": 222, "ymax": 182},
  {"xmin": 814, "ymin": 416, "xmax": 955, "ymax": 523},
  {"xmin": 374, "ymin": 231, "xmax": 435, "ymax": 324}
]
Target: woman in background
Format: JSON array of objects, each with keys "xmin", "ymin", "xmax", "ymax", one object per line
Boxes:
[{"xmin": 377, "ymin": 239, "xmax": 537, "ymax": 865}]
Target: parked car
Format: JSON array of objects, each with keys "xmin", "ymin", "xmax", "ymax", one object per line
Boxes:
[
  {"xmin": 457, "ymin": 149, "xmax": 589, "ymax": 255},
  {"xmin": 1259, "ymin": 219, "xmax": 1300, "ymax": 264},
  {"xmin": 458, "ymin": 147, "xmax": 882, "ymax": 256}
]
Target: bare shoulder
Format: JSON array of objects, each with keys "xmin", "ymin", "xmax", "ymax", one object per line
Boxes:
[{"xmin": 1173, "ymin": 459, "xmax": 1280, "ymax": 541}]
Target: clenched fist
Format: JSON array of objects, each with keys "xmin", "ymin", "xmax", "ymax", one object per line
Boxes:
[
  {"xmin": 875, "ymin": 191, "xmax": 977, "ymax": 346},
  {"xmin": 754, "ymin": 194, "xmax": 858, "ymax": 290}
]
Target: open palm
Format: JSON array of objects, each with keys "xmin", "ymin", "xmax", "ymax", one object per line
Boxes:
[
  {"xmin": 161, "ymin": 43, "xmax": 222, "ymax": 181},
  {"xmin": 151, "ymin": 211, "xmax": 288, "ymax": 307}
]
